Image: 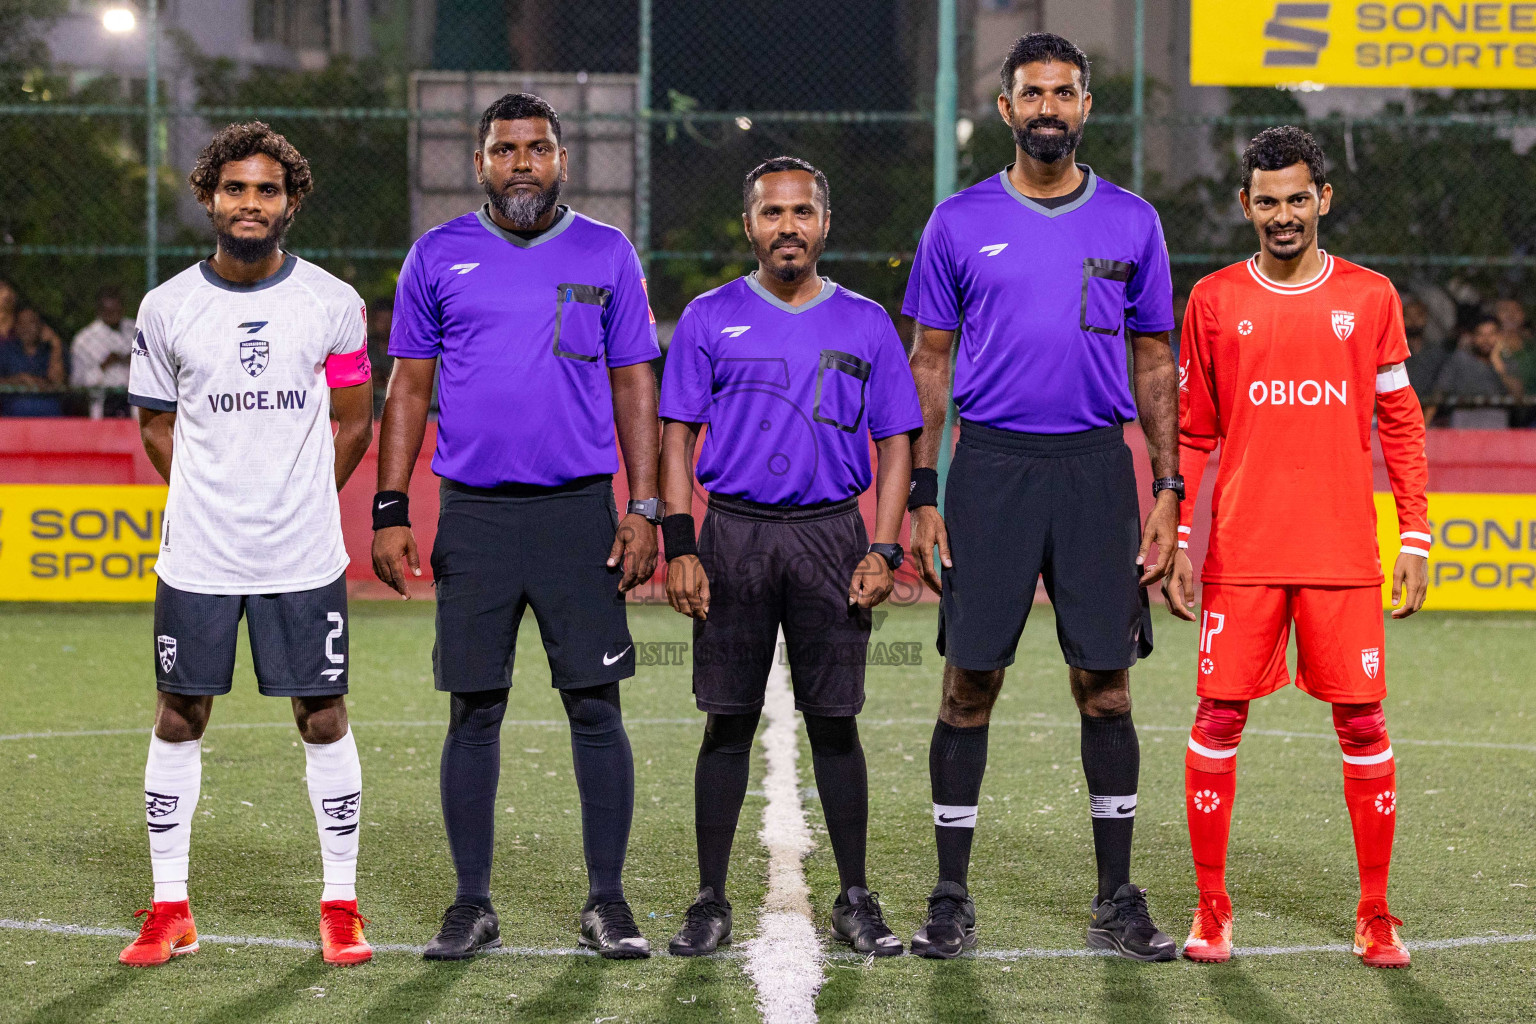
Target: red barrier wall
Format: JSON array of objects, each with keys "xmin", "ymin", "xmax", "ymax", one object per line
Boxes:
[{"xmin": 4, "ymin": 419, "xmax": 1530, "ymax": 600}]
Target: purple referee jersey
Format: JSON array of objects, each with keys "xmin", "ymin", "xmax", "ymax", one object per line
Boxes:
[
  {"xmin": 389, "ymin": 205, "xmax": 660, "ymax": 487},
  {"xmin": 660, "ymin": 275, "xmax": 923, "ymax": 506},
  {"xmin": 902, "ymin": 165, "xmax": 1174, "ymax": 434}
]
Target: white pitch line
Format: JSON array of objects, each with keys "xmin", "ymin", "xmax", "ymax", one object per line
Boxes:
[
  {"xmin": 0, "ymin": 918, "xmax": 728, "ymax": 958},
  {"xmin": 0, "ymin": 718, "xmax": 698, "ymax": 743},
  {"xmin": 6, "ymin": 917, "xmax": 1531, "ymax": 963},
  {"xmin": 854, "ymin": 718, "xmax": 1536, "ymax": 754},
  {"xmin": 741, "ymin": 630, "xmax": 822, "ymax": 1024}
]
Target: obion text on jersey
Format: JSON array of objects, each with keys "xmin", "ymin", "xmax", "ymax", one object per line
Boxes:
[{"xmin": 1247, "ymin": 380, "xmax": 1349, "ymax": 407}]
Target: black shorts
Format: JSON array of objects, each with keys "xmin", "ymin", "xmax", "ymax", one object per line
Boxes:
[
  {"xmin": 153, "ymin": 573, "xmax": 350, "ymax": 697},
  {"xmin": 692, "ymin": 494, "xmax": 870, "ymax": 717},
  {"xmin": 431, "ymin": 475, "xmax": 634, "ymax": 692},
  {"xmin": 938, "ymin": 421, "xmax": 1154, "ymax": 673}
]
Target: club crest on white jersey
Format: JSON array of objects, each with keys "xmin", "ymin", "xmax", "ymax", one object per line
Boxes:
[{"xmin": 1332, "ymin": 310, "xmax": 1355, "ymax": 341}]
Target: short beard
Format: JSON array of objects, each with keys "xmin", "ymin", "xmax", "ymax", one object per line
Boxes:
[
  {"xmin": 1013, "ymin": 117, "xmax": 1083, "ymax": 165},
  {"xmin": 212, "ymin": 213, "xmax": 289, "ymax": 265},
  {"xmin": 486, "ymin": 177, "xmax": 562, "ymax": 229},
  {"xmin": 1262, "ymin": 223, "xmax": 1313, "ymax": 261},
  {"xmin": 751, "ymin": 231, "xmax": 826, "ymax": 283}
]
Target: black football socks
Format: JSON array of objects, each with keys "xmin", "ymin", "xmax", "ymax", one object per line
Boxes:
[
  {"xmin": 693, "ymin": 711, "xmax": 760, "ymax": 897},
  {"xmin": 1081, "ymin": 710, "xmax": 1140, "ymax": 902},
  {"xmin": 804, "ymin": 714, "xmax": 869, "ymax": 896},
  {"xmin": 560, "ymin": 683, "xmax": 635, "ymax": 907},
  {"xmin": 441, "ymin": 688, "xmax": 508, "ymax": 908},
  {"xmin": 930, "ymin": 720, "xmax": 989, "ymax": 888}
]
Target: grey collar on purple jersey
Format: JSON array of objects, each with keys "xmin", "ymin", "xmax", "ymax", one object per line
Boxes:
[
  {"xmin": 475, "ymin": 204, "xmax": 575, "ymax": 248},
  {"xmin": 998, "ymin": 164, "xmax": 1098, "ymax": 219},
  {"xmin": 744, "ymin": 272, "xmax": 837, "ymax": 314}
]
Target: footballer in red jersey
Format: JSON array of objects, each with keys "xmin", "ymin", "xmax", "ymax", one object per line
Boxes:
[{"xmin": 1163, "ymin": 127, "xmax": 1429, "ymax": 969}]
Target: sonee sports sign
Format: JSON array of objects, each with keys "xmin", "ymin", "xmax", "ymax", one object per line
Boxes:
[
  {"xmin": 0, "ymin": 485, "xmax": 165, "ymax": 601},
  {"xmin": 1192, "ymin": 2, "xmax": 1536, "ymax": 88}
]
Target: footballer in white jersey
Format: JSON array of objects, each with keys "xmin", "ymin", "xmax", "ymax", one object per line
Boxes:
[{"xmin": 119, "ymin": 122, "xmax": 376, "ymax": 968}]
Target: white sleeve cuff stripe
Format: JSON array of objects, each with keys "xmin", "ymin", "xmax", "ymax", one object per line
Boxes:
[
  {"xmin": 1188, "ymin": 738, "xmax": 1238, "ymax": 759},
  {"xmin": 1401, "ymin": 545, "xmax": 1430, "ymax": 558},
  {"xmin": 1178, "ymin": 526, "xmax": 1191, "ymax": 534},
  {"xmin": 1342, "ymin": 747, "xmax": 1394, "ymax": 765},
  {"xmin": 1178, "ymin": 540, "xmax": 1189, "ymax": 550},
  {"xmin": 1375, "ymin": 364, "xmax": 1410, "ymax": 393},
  {"xmin": 1401, "ymin": 531, "xmax": 1431, "ymax": 542}
]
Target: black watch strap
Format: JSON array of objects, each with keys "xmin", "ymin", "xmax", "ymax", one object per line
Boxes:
[
  {"xmin": 868, "ymin": 542, "xmax": 904, "ymax": 571},
  {"xmin": 627, "ymin": 497, "xmax": 665, "ymax": 525},
  {"xmin": 1152, "ymin": 475, "xmax": 1186, "ymax": 502}
]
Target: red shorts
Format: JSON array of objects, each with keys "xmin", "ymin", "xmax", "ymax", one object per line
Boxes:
[{"xmin": 1196, "ymin": 583, "xmax": 1386, "ymax": 703}]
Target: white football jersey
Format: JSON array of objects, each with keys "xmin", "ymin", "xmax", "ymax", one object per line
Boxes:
[{"xmin": 129, "ymin": 255, "xmax": 367, "ymax": 594}]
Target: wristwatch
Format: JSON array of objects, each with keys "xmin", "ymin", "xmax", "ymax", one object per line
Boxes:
[
  {"xmin": 626, "ymin": 497, "xmax": 665, "ymax": 524},
  {"xmin": 1152, "ymin": 476, "xmax": 1185, "ymax": 502},
  {"xmin": 868, "ymin": 543, "xmax": 905, "ymax": 571}
]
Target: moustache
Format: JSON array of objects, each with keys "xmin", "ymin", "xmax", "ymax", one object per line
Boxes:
[
  {"xmin": 1025, "ymin": 118, "xmax": 1070, "ymax": 134},
  {"xmin": 772, "ymin": 238, "xmax": 807, "ymax": 250}
]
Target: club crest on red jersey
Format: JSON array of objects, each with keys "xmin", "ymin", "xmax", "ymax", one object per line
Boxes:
[
  {"xmin": 1332, "ymin": 310, "xmax": 1355, "ymax": 341},
  {"xmin": 1361, "ymin": 647, "xmax": 1380, "ymax": 679}
]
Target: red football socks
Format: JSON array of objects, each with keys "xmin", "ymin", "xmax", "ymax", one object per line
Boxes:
[
  {"xmin": 1334, "ymin": 702, "xmax": 1396, "ymax": 901},
  {"xmin": 1185, "ymin": 698, "xmax": 1249, "ymax": 897}
]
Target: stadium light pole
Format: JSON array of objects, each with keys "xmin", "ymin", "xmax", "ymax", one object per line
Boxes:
[
  {"xmin": 1132, "ymin": 0, "xmax": 1145, "ymax": 196},
  {"xmin": 145, "ymin": 0, "xmax": 159, "ymax": 290},
  {"xmin": 933, "ymin": 0, "xmax": 959, "ymax": 512},
  {"xmin": 635, "ymin": 0, "xmax": 651, "ymax": 267}
]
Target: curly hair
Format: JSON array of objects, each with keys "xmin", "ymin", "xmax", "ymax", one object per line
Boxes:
[
  {"xmin": 188, "ymin": 121, "xmax": 313, "ymax": 205},
  {"xmin": 1241, "ymin": 125, "xmax": 1327, "ymax": 192}
]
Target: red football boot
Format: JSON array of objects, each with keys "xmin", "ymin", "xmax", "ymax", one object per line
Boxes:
[
  {"xmin": 1183, "ymin": 891, "xmax": 1233, "ymax": 963},
  {"xmin": 119, "ymin": 901, "xmax": 198, "ymax": 966},
  {"xmin": 320, "ymin": 900, "xmax": 373, "ymax": 965},
  {"xmin": 1354, "ymin": 899, "xmax": 1411, "ymax": 969}
]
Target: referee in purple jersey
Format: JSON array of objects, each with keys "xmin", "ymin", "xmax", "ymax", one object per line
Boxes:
[
  {"xmin": 658, "ymin": 158, "xmax": 922, "ymax": 958},
  {"xmin": 904, "ymin": 35, "xmax": 1182, "ymax": 960},
  {"xmin": 373, "ymin": 93, "xmax": 662, "ymax": 960}
]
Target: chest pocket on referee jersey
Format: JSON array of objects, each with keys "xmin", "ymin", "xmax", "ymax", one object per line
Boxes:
[
  {"xmin": 812, "ymin": 349, "xmax": 871, "ymax": 434},
  {"xmin": 552, "ymin": 283, "xmax": 612, "ymax": 362},
  {"xmin": 1080, "ymin": 258, "xmax": 1134, "ymax": 336}
]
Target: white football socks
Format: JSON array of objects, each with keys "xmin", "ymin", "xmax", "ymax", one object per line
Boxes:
[
  {"xmin": 304, "ymin": 728, "xmax": 363, "ymax": 902},
  {"xmin": 144, "ymin": 735, "xmax": 202, "ymax": 903}
]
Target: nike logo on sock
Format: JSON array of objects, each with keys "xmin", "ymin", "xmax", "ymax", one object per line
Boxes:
[
  {"xmin": 603, "ymin": 646, "xmax": 632, "ymax": 666},
  {"xmin": 937, "ymin": 813, "xmax": 975, "ymax": 824}
]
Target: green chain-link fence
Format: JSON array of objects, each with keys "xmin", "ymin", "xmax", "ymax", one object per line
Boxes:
[{"xmin": 4, "ymin": 1, "xmax": 1536, "ymax": 394}]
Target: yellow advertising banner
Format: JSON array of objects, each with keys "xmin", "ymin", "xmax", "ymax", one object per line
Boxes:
[
  {"xmin": 1374, "ymin": 492, "xmax": 1536, "ymax": 609},
  {"xmin": 2, "ymin": 485, "xmax": 1533, "ymax": 610},
  {"xmin": 1191, "ymin": 1, "xmax": 1536, "ymax": 88},
  {"xmin": 0, "ymin": 485, "xmax": 166, "ymax": 601}
]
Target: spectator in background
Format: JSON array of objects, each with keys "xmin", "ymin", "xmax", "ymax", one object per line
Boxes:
[
  {"xmin": 0, "ymin": 306, "xmax": 67, "ymax": 416},
  {"xmin": 1429, "ymin": 315, "xmax": 1523, "ymax": 429},
  {"xmin": 1494, "ymin": 298, "xmax": 1536, "ymax": 423},
  {"xmin": 0, "ymin": 279, "xmax": 17, "ymax": 338},
  {"xmin": 1403, "ymin": 295, "xmax": 1447, "ymax": 407},
  {"xmin": 71, "ymin": 285, "xmax": 136, "ymax": 419}
]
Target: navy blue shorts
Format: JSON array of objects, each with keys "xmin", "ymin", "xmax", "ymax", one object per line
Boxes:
[
  {"xmin": 938, "ymin": 421, "xmax": 1154, "ymax": 673},
  {"xmin": 430, "ymin": 476, "xmax": 635, "ymax": 692},
  {"xmin": 153, "ymin": 573, "xmax": 349, "ymax": 697},
  {"xmin": 692, "ymin": 494, "xmax": 870, "ymax": 717}
]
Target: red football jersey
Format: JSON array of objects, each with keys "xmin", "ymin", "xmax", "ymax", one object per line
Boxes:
[{"xmin": 1178, "ymin": 252, "xmax": 1428, "ymax": 586}]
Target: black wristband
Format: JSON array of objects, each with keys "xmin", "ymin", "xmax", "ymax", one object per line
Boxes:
[
  {"xmin": 372, "ymin": 490, "xmax": 411, "ymax": 530},
  {"xmin": 907, "ymin": 467, "xmax": 939, "ymax": 510},
  {"xmin": 661, "ymin": 513, "xmax": 698, "ymax": 560}
]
